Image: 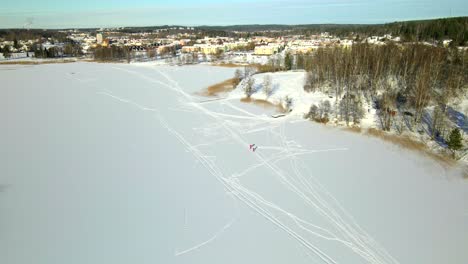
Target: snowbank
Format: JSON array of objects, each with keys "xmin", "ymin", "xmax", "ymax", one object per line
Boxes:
[{"xmin": 229, "ymin": 71, "xmax": 331, "ymax": 116}]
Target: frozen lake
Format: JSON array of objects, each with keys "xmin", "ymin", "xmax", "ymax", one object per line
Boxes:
[{"xmin": 1, "ymin": 62, "xmax": 467, "ymax": 264}]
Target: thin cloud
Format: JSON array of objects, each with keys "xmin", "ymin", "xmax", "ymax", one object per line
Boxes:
[{"xmin": 0, "ymin": 0, "xmax": 466, "ymax": 28}]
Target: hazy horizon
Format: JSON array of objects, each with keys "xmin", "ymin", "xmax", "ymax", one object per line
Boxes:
[
  {"xmin": 1, "ymin": 0, "xmax": 467, "ymax": 29},
  {"xmin": 1, "ymin": 16, "xmax": 468, "ymax": 30}
]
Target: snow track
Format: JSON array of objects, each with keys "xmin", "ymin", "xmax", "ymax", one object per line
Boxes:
[
  {"xmin": 4, "ymin": 63, "xmax": 468, "ymax": 264},
  {"xmin": 95, "ymin": 65, "xmax": 400, "ymax": 264}
]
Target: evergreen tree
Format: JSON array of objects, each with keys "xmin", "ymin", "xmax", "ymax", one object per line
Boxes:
[
  {"xmin": 305, "ymin": 104, "xmax": 318, "ymax": 120},
  {"xmin": 447, "ymin": 128, "xmax": 463, "ymax": 156},
  {"xmin": 2, "ymin": 45, "xmax": 11, "ymax": 58},
  {"xmin": 13, "ymin": 39, "xmax": 20, "ymax": 49}
]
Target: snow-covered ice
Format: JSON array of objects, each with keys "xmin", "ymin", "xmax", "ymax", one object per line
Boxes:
[{"xmin": 1, "ymin": 62, "xmax": 467, "ymax": 264}]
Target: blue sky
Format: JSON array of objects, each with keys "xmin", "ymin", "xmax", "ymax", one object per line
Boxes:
[{"xmin": 0, "ymin": 0, "xmax": 467, "ymax": 28}]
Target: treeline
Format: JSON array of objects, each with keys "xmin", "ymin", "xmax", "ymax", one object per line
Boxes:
[
  {"xmin": 30, "ymin": 41, "xmax": 82, "ymax": 58},
  {"xmin": 91, "ymin": 46, "xmax": 132, "ymax": 62},
  {"xmin": 373, "ymin": 17, "xmax": 468, "ymax": 45},
  {"xmin": 0, "ymin": 29, "xmax": 68, "ymax": 42},
  {"xmin": 301, "ymin": 17, "xmax": 468, "ymax": 44},
  {"xmin": 300, "ymin": 43, "xmax": 467, "ymax": 138},
  {"xmin": 201, "ymin": 17, "xmax": 468, "ymax": 44},
  {"xmin": 32, "ymin": 46, "xmax": 61, "ymax": 58},
  {"xmin": 2, "ymin": 17, "xmax": 466, "ymax": 45}
]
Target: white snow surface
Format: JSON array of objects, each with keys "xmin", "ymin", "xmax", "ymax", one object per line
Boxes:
[{"xmin": 1, "ymin": 62, "xmax": 467, "ymax": 264}]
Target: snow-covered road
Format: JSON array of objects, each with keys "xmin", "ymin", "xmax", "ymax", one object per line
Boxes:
[{"xmin": 1, "ymin": 63, "xmax": 467, "ymax": 264}]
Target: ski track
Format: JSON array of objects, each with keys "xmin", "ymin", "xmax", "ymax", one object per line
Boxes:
[
  {"xmin": 175, "ymin": 218, "xmax": 237, "ymax": 257},
  {"xmin": 96, "ymin": 65, "xmax": 400, "ymax": 264}
]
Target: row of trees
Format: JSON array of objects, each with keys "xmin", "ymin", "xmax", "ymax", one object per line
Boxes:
[
  {"xmin": 233, "ymin": 67, "xmax": 273, "ymax": 98},
  {"xmin": 304, "ymin": 100, "xmax": 332, "ymax": 123},
  {"xmin": 62, "ymin": 42, "xmax": 83, "ymax": 57},
  {"xmin": 385, "ymin": 17, "xmax": 468, "ymax": 45},
  {"xmin": 91, "ymin": 46, "xmax": 132, "ymax": 62},
  {"xmin": 28, "ymin": 41, "xmax": 83, "ymax": 59},
  {"xmin": 33, "ymin": 47, "xmax": 61, "ymax": 58}
]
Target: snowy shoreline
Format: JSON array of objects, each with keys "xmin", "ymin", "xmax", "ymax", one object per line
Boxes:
[{"xmin": 222, "ymin": 69, "xmax": 468, "ymax": 167}]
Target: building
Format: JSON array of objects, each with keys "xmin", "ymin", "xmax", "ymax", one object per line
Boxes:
[
  {"xmin": 96, "ymin": 33, "xmax": 103, "ymax": 44},
  {"xmin": 288, "ymin": 45, "xmax": 318, "ymax": 54},
  {"xmin": 340, "ymin": 39, "xmax": 353, "ymax": 49},
  {"xmin": 224, "ymin": 41, "xmax": 250, "ymax": 50},
  {"xmin": 254, "ymin": 44, "xmax": 280, "ymax": 55},
  {"xmin": 195, "ymin": 44, "xmax": 224, "ymax": 55}
]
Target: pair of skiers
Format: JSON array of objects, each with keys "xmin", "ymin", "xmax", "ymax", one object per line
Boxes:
[{"xmin": 249, "ymin": 144, "xmax": 258, "ymax": 152}]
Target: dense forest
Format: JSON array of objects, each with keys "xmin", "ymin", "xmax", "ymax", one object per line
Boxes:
[{"xmin": 294, "ymin": 43, "xmax": 467, "ymax": 141}]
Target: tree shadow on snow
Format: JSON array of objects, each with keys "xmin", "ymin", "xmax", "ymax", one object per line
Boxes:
[
  {"xmin": 421, "ymin": 110, "xmax": 447, "ymax": 147},
  {"xmin": 270, "ymin": 83, "xmax": 280, "ymax": 95},
  {"xmin": 447, "ymin": 106, "xmax": 468, "ymax": 133}
]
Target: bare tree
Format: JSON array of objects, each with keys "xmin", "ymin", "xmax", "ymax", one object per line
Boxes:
[
  {"xmin": 233, "ymin": 69, "xmax": 243, "ymax": 86},
  {"xmin": 263, "ymin": 75, "xmax": 272, "ymax": 97},
  {"xmin": 351, "ymin": 98, "xmax": 365, "ymax": 124},
  {"xmin": 319, "ymin": 100, "xmax": 331, "ymax": 119},
  {"xmin": 213, "ymin": 49, "xmax": 224, "ymax": 60},
  {"xmin": 412, "ymin": 65, "xmax": 431, "ymax": 124},
  {"xmin": 284, "ymin": 96, "xmax": 293, "ymax": 112},
  {"xmin": 244, "ymin": 66, "xmax": 255, "ymax": 77},
  {"xmin": 192, "ymin": 52, "xmax": 199, "ymax": 63},
  {"xmin": 147, "ymin": 48, "xmax": 157, "ymax": 59},
  {"xmin": 431, "ymin": 105, "xmax": 445, "ymax": 139},
  {"xmin": 340, "ymin": 92, "xmax": 364, "ymax": 125},
  {"xmin": 244, "ymin": 76, "xmax": 255, "ymax": 98},
  {"xmin": 379, "ymin": 91, "xmax": 397, "ymax": 131},
  {"xmin": 339, "ymin": 93, "xmax": 352, "ymax": 125}
]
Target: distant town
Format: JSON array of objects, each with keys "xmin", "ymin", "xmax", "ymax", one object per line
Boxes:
[{"xmin": 0, "ymin": 18, "xmax": 466, "ymax": 64}]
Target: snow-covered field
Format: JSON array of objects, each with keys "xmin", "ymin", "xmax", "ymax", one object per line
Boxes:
[{"xmin": 1, "ymin": 62, "xmax": 467, "ymax": 264}]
